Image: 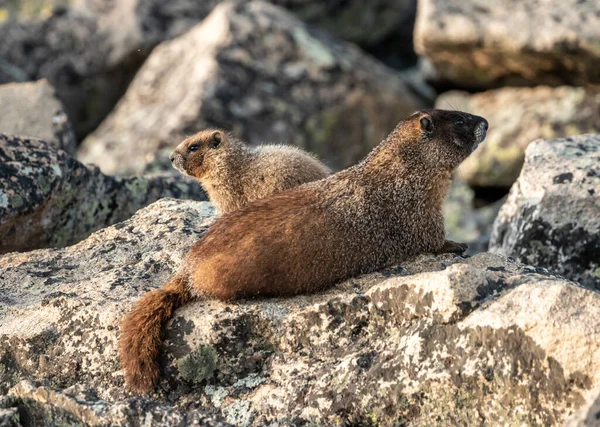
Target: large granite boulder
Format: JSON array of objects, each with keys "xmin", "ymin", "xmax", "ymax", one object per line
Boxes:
[
  {"xmin": 436, "ymin": 86, "xmax": 600, "ymax": 189},
  {"xmin": 415, "ymin": 0, "xmax": 600, "ymax": 89},
  {"xmin": 0, "ymin": 198, "xmax": 598, "ymax": 425},
  {"xmin": 0, "ymin": 0, "xmax": 225, "ymax": 138},
  {"xmin": 1, "ymin": 0, "xmax": 419, "ymax": 139},
  {"xmin": 0, "ymin": 134, "xmax": 205, "ymax": 254},
  {"xmin": 0, "ymin": 79, "xmax": 76, "ymax": 155},
  {"xmin": 0, "ymin": 3, "xmax": 145, "ymax": 138},
  {"xmin": 78, "ymin": 1, "xmax": 424, "ymax": 175},
  {"xmin": 490, "ymin": 134, "xmax": 600, "ymax": 290}
]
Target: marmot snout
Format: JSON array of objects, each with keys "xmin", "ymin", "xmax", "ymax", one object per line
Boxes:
[{"xmin": 169, "ymin": 129, "xmax": 330, "ymax": 214}]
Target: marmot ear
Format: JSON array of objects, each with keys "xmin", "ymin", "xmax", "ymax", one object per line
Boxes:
[
  {"xmin": 420, "ymin": 116, "xmax": 434, "ymax": 133},
  {"xmin": 210, "ymin": 131, "xmax": 222, "ymax": 148}
]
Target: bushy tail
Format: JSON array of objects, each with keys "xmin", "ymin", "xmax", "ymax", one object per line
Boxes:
[{"xmin": 119, "ymin": 275, "xmax": 191, "ymax": 393}]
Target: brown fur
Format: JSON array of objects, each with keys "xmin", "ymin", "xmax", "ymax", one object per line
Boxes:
[
  {"xmin": 119, "ymin": 275, "xmax": 191, "ymax": 392},
  {"xmin": 170, "ymin": 129, "xmax": 331, "ymax": 214},
  {"xmin": 120, "ymin": 109, "xmax": 488, "ymax": 392}
]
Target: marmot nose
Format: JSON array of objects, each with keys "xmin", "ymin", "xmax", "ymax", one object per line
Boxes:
[
  {"xmin": 482, "ymin": 119, "xmax": 489, "ymax": 131},
  {"xmin": 169, "ymin": 152, "xmax": 176, "ymax": 163}
]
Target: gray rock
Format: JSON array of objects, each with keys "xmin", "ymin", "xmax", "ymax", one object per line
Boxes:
[
  {"xmin": 79, "ymin": 1, "xmax": 424, "ymax": 175},
  {"xmin": 0, "ymin": 79, "xmax": 77, "ymax": 155},
  {"xmin": 0, "ymin": 134, "xmax": 206, "ymax": 254},
  {"xmin": 0, "ymin": 0, "xmax": 419, "ymax": 140},
  {"xmin": 444, "ymin": 179, "xmax": 505, "ymax": 255},
  {"xmin": 564, "ymin": 390, "xmax": 600, "ymax": 427},
  {"xmin": 1, "ymin": 198, "xmax": 598, "ymax": 425},
  {"xmin": 275, "ymin": 0, "xmax": 418, "ymax": 67},
  {"xmin": 4, "ymin": 380, "xmax": 232, "ymax": 426},
  {"xmin": 437, "ymin": 87, "xmax": 600, "ymax": 189},
  {"xmin": 490, "ymin": 134, "xmax": 600, "ymax": 290},
  {"xmin": 415, "ymin": 0, "xmax": 600, "ymax": 88},
  {"xmin": 0, "ymin": 5, "xmax": 145, "ymax": 139},
  {"xmin": 0, "ymin": 406, "xmax": 20, "ymax": 427},
  {"xmin": 0, "ymin": 57, "xmax": 28, "ymax": 84},
  {"xmin": 277, "ymin": 0, "xmax": 415, "ymax": 47}
]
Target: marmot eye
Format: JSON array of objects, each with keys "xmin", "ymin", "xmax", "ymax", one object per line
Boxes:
[
  {"xmin": 455, "ymin": 119, "xmax": 465, "ymax": 126},
  {"xmin": 188, "ymin": 144, "xmax": 200, "ymax": 152}
]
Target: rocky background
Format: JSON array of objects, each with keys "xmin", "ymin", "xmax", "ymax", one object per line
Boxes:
[{"xmin": 0, "ymin": 0, "xmax": 599, "ymax": 426}]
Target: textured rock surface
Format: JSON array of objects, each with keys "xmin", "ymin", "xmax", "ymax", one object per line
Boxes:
[
  {"xmin": 0, "ymin": 198, "xmax": 598, "ymax": 425},
  {"xmin": 0, "ymin": 404, "xmax": 20, "ymax": 427},
  {"xmin": 564, "ymin": 390, "xmax": 600, "ymax": 427},
  {"xmin": 0, "ymin": 134, "xmax": 206, "ymax": 254},
  {"xmin": 79, "ymin": 0, "xmax": 424, "ymax": 175},
  {"xmin": 0, "ymin": 79, "xmax": 76, "ymax": 154},
  {"xmin": 490, "ymin": 134, "xmax": 600, "ymax": 290},
  {"xmin": 415, "ymin": 0, "xmax": 600, "ymax": 88},
  {"xmin": 437, "ymin": 87, "xmax": 600, "ymax": 188},
  {"xmin": 3, "ymin": 380, "xmax": 232, "ymax": 426}
]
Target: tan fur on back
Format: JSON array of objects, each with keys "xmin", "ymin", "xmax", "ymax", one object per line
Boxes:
[{"xmin": 171, "ymin": 131, "xmax": 330, "ymax": 214}]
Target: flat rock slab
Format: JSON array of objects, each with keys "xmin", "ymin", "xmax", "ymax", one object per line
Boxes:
[
  {"xmin": 490, "ymin": 134, "xmax": 600, "ymax": 290},
  {"xmin": 0, "ymin": 79, "xmax": 76, "ymax": 155},
  {"xmin": 415, "ymin": 0, "xmax": 600, "ymax": 88},
  {"xmin": 1, "ymin": 198, "xmax": 599, "ymax": 425},
  {"xmin": 0, "ymin": 134, "xmax": 206, "ymax": 253},
  {"xmin": 79, "ymin": 0, "xmax": 424, "ymax": 175},
  {"xmin": 437, "ymin": 86, "xmax": 600, "ymax": 189}
]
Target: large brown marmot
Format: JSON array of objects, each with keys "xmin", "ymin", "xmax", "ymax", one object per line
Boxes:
[
  {"xmin": 170, "ymin": 130, "xmax": 331, "ymax": 214},
  {"xmin": 120, "ymin": 109, "xmax": 488, "ymax": 393}
]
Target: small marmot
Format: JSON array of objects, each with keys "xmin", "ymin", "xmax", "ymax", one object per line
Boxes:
[
  {"xmin": 120, "ymin": 109, "xmax": 489, "ymax": 393},
  {"xmin": 169, "ymin": 130, "xmax": 331, "ymax": 214}
]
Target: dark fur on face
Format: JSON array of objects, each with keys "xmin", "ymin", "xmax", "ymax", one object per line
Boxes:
[
  {"xmin": 420, "ymin": 110, "xmax": 487, "ymax": 168},
  {"xmin": 391, "ymin": 109, "xmax": 488, "ymax": 172}
]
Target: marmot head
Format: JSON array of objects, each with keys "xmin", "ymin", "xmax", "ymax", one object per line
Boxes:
[
  {"xmin": 170, "ymin": 129, "xmax": 235, "ymax": 180},
  {"xmin": 407, "ymin": 109, "xmax": 488, "ymax": 171}
]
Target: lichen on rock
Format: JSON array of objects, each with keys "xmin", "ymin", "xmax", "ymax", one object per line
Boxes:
[
  {"xmin": 178, "ymin": 345, "xmax": 218, "ymax": 384},
  {"xmin": 1, "ymin": 199, "xmax": 599, "ymax": 425},
  {"xmin": 490, "ymin": 134, "xmax": 600, "ymax": 290},
  {"xmin": 0, "ymin": 133, "xmax": 207, "ymax": 253}
]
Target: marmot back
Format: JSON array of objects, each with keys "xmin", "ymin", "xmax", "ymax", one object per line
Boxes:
[{"xmin": 170, "ymin": 130, "xmax": 330, "ymax": 214}]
